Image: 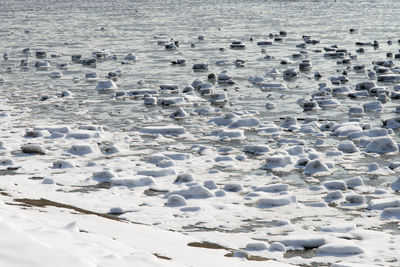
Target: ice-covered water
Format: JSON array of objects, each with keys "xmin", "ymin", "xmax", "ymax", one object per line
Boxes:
[
  {"xmin": 2, "ymin": 0, "xmax": 400, "ymax": 178},
  {"xmin": 2, "ymin": 0, "xmax": 400, "ymax": 266}
]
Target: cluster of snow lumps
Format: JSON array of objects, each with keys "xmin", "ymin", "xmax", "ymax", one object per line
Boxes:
[{"xmin": 261, "ymin": 143, "xmax": 335, "ymax": 176}]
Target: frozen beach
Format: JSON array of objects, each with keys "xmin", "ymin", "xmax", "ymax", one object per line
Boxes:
[{"xmin": 1, "ymin": 0, "xmax": 400, "ymax": 266}]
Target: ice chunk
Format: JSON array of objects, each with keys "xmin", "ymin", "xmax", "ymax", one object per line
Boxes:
[
  {"xmin": 111, "ymin": 177, "xmax": 155, "ymax": 188},
  {"xmin": 269, "ymin": 242, "xmax": 286, "ymax": 252},
  {"xmin": 223, "ymin": 183, "xmax": 243, "ymax": 192},
  {"xmin": 255, "ymin": 184, "xmax": 289, "ymax": 193},
  {"xmin": 228, "ymin": 117, "xmax": 260, "ymax": 129},
  {"xmin": 174, "ymin": 173, "xmax": 194, "ymax": 183},
  {"xmin": 243, "ymin": 145, "xmax": 269, "ymax": 155},
  {"xmin": 390, "ymin": 176, "xmax": 400, "ymax": 192},
  {"xmin": 245, "ymin": 242, "xmax": 268, "ymax": 251},
  {"xmin": 21, "ymin": 144, "xmax": 46, "ymax": 155},
  {"xmin": 369, "ymin": 198, "xmax": 400, "ymax": 210},
  {"xmin": 346, "ymin": 176, "xmax": 364, "ymax": 189},
  {"xmin": 345, "ymin": 194, "xmax": 366, "ymax": 204},
  {"xmin": 69, "ymin": 144, "xmax": 98, "ymax": 155},
  {"xmin": 322, "ymin": 180, "xmax": 347, "ymax": 191},
  {"xmin": 325, "ymin": 190, "xmax": 344, "ymax": 202},
  {"xmin": 381, "ymin": 207, "xmax": 400, "ymax": 219},
  {"xmin": 317, "ymin": 241, "xmax": 364, "ymax": 255},
  {"xmin": 164, "ymin": 185, "xmax": 213, "ymax": 199},
  {"xmin": 140, "ymin": 126, "xmax": 186, "ymax": 136},
  {"xmin": 95, "ymin": 80, "xmax": 118, "ymax": 91},
  {"xmin": 258, "ymin": 194, "xmax": 297, "ymax": 207},
  {"xmin": 92, "ymin": 170, "xmax": 117, "ymax": 182},
  {"xmin": 338, "ymin": 141, "xmax": 359, "ymax": 153},
  {"xmin": 263, "ymin": 156, "xmax": 293, "ymax": 171},
  {"xmin": 320, "ymin": 223, "xmax": 356, "ymax": 233},
  {"xmin": 365, "ymin": 137, "xmax": 398, "ymax": 154},
  {"xmin": 137, "ymin": 168, "xmax": 176, "ymax": 177},
  {"xmin": 165, "ymin": 194, "xmax": 187, "ymax": 207},
  {"xmin": 304, "ymin": 159, "xmax": 332, "ymax": 176},
  {"xmin": 52, "ymin": 160, "xmax": 75, "ymax": 169},
  {"xmin": 279, "ymin": 235, "xmax": 326, "ymax": 249},
  {"xmin": 210, "ymin": 129, "xmax": 245, "ymax": 140}
]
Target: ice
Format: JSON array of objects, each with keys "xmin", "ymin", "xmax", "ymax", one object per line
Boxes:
[
  {"xmin": 140, "ymin": 126, "xmax": 186, "ymax": 136},
  {"xmin": 228, "ymin": 117, "xmax": 260, "ymax": 129},
  {"xmin": 390, "ymin": 176, "xmax": 400, "ymax": 192},
  {"xmin": 320, "ymin": 223, "xmax": 356, "ymax": 233},
  {"xmin": 255, "ymin": 184, "xmax": 289, "ymax": 193},
  {"xmin": 337, "ymin": 141, "xmax": 359, "ymax": 153},
  {"xmin": 279, "ymin": 235, "xmax": 326, "ymax": 250},
  {"xmin": 166, "ymin": 194, "xmax": 187, "ymax": 207},
  {"xmin": 92, "ymin": 170, "xmax": 118, "ymax": 182},
  {"xmin": 317, "ymin": 241, "xmax": 364, "ymax": 255},
  {"xmin": 42, "ymin": 178, "xmax": 55, "ymax": 184},
  {"xmin": 368, "ymin": 198, "xmax": 400, "ymax": 210},
  {"xmin": 69, "ymin": 144, "xmax": 99, "ymax": 155},
  {"xmin": 245, "ymin": 242, "xmax": 268, "ymax": 251},
  {"xmin": 364, "ymin": 137, "xmax": 398, "ymax": 154},
  {"xmin": 52, "ymin": 160, "xmax": 75, "ymax": 169},
  {"xmin": 262, "ymin": 155, "xmax": 294, "ymax": 171},
  {"xmin": 137, "ymin": 168, "xmax": 176, "ymax": 177},
  {"xmin": 325, "ymin": 190, "xmax": 345, "ymax": 202},
  {"xmin": 2, "ymin": 1, "xmax": 400, "ymax": 266},
  {"xmin": 381, "ymin": 207, "xmax": 400, "ymax": 219},
  {"xmin": 322, "ymin": 180, "xmax": 347, "ymax": 191},
  {"xmin": 21, "ymin": 144, "xmax": 46, "ymax": 155},
  {"xmin": 66, "ymin": 130, "xmax": 101, "ymax": 139},
  {"xmin": 344, "ymin": 194, "xmax": 366, "ymax": 205},
  {"xmin": 304, "ymin": 159, "xmax": 332, "ymax": 176},
  {"xmin": 258, "ymin": 193, "xmax": 297, "ymax": 208},
  {"xmin": 223, "ymin": 183, "xmax": 243, "ymax": 192},
  {"xmin": 111, "ymin": 177, "xmax": 155, "ymax": 188},
  {"xmin": 243, "ymin": 145, "xmax": 269, "ymax": 155},
  {"xmin": 164, "ymin": 185, "xmax": 213, "ymax": 199},
  {"xmin": 210, "ymin": 129, "xmax": 245, "ymax": 141},
  {"xmin": 95, "ymin": 80, "xmax": 118, "ymax": 91},
  {"xmin": 269, "ymin": 242, "xmax": 286, "ymax": 252},
  {"xmin": 175, "ymin": 174, "xmax": 194, "ymax": 183}
]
